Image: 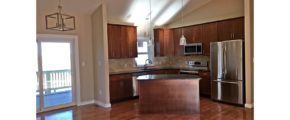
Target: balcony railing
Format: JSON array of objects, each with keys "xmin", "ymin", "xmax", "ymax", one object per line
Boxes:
[{"xmin": 37, "ymin": 69, "xmax": 71, "ymax": 95}]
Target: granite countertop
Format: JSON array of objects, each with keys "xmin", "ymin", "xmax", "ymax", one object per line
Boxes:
[
  {"xmin": 109, "ymin": 67, "xmax": 180, "ymax": 75},
  {"xmin": 136, "ymin": 74, "xmax": 201, "ymax": 81},
  {"xmin": 109, "ymin": 66, "xmax": 209, "ymax": 75}
]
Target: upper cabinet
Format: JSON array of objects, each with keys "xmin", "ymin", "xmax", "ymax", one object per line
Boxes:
[
  {"xmin": 201, "ymin": 22, "xmax": 218, "ymax": 56},
  {"xmin": 107, "ymin": 24, "xmax": 121, "ymax": 59},
  {"xmin": 189, "ymin": 25, "xmax": 203, "ymax": 43},
  {"xmin": 172, "ymin": 28, "xmax": 184, "ymax": 56},
  {"xmin": 107, "ymin": 24, "xmax": 137, "ymax": 59},
  {"xmin": 154, "ymin": 28, "xmax": 174, "ymax": 56},
  {"xmin": 217, "ymin": 17, "xmax": 245, "ymax": 41}
]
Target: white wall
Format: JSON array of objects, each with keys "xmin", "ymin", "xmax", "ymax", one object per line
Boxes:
[
  {"xmin": 166, "ymin": 0, "xmax": 244, "ymax": 28},
  {"xmin": 245, "ymin": 0, "xmax": 254, "ymax": 108},
  {"xmin": 37, "ymin": 11, "xmax": 95, "ymax": 103},
  {"xmin": 91, "ymin": 3, "xmax": 111, "ymax": 107}
]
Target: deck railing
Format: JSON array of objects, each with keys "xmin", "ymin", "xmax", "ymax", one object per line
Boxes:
[{"xmin": 37, "ymin": 69, "xmax": 72, "ymax": 95}]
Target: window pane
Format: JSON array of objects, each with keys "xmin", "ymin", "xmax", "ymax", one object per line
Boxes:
[
  {"xmin": 137, "ymin": 41, "xmax": 148, "ymax": 53},
  {"xmin": 135, "ymin": 54, "xmax": 148, "ymax": 66}
]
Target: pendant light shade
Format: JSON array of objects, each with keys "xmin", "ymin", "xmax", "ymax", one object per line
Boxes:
[
  {"xmin": 45, "ymin": 0, "xmax": 75, "ymax": 31},
  {"xmin": 148, "ymin": 0, "xmax": 152, "ymax": 46},
  {"xmin": 179, "ymin": 0, "xmax": 186, "ymax": 45},
  {"xmin": 179, "ymin": 35, "xmax": 187, "ymax": 45}
]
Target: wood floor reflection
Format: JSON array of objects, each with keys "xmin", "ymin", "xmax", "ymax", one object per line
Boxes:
[{"xmin": 37, "ymin": 97, "xmax": 253, "ymax": 120}]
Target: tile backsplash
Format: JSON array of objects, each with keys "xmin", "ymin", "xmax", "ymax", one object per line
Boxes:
[{"xmin": 109, "ymin": 56, "xmax": 209, "ymax": 72}]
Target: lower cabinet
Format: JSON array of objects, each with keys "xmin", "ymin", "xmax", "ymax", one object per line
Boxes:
[
  {"xmin": 109, "ymin": 74, "xmax": 133, "ymax": 102},
  {"xmin": 148, "ymin": 69, "xmax": 180, "ymax": 74},
  {"xmin": 109, "ymin": 69, "xmax": 180, "ymax": 102},
  {"xmin": 199, "ymin": 71, "xmax": 211, "ymax": 97}
]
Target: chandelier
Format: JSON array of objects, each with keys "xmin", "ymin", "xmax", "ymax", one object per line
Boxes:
[{"xmin": 45, "ymin": 0, "xmax": 75, "ymax": 31}]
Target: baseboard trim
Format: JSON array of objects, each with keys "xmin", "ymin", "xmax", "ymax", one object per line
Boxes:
[
  {"xmin": 245, "ymin": 103, "xmax": 254, "ymax": 108},
  {"xmin": 95, "ymin": 100, "xmax": 111, "ymax": 108},
  {"xmin": 78, "ymin": 100, "xmax": 95, "ymax": 106}
]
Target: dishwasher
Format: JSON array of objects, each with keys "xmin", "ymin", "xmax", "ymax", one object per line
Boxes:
[{"xmin": 132, "ymin": 72, "xmax": 148, "ymax": 97}]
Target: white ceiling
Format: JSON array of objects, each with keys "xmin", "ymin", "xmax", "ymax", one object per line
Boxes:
[{"xmin": 37, "ymin": 0, "xmax": 213, "ymax": 37}]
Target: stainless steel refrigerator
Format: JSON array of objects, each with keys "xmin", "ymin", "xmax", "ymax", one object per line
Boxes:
[{"xmin": 210, "ymin": 40, "xmax": 244, "ymax": 105}]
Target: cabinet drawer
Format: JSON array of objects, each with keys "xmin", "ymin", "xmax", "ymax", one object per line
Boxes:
[{"xmin": 110, "ymin": 74, "xmax": 132, "ymax": 81}]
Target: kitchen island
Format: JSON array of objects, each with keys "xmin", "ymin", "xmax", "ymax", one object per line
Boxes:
[{"xmin": 137, "ymin": 74, "xmax": 201, "ymax": 114}]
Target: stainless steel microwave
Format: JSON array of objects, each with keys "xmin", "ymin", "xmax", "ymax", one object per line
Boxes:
[{"xmin": 184, "ymin": 43, "xmax": 203, "ymax": 55}]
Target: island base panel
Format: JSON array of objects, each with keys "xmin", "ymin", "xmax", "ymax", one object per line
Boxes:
[{"xmin": 138, "ymin": 79, "xmax": 200, "ymax": 114}]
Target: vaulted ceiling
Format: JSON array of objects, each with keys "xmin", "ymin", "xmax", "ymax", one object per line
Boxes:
[{"xmin": 37, "ymin": 0, "xmax": 214, "ymax": 37}]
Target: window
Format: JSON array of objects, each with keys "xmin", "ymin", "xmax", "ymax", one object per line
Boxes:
[{"xmin": 135, "ymin": 40, "xmax": 149, "ymax": 66}]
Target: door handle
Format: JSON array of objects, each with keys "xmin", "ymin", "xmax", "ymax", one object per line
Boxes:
[
  {"xmin": 213, "ymin": 80, "xmax": 239, "ymax": 84},
  {"xmin": 222, "ymin": 46, "xmax": 226, "ymax": 79}
]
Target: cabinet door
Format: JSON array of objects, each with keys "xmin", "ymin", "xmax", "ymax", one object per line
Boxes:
[
  {"xmin": 199, "ymin": 72, "xmax": 211, "ymax": 97},
  {"xmin": 120, "ymin": 26, "xmax": 129, "ymax": 58},
  {"xmin": 173, "ymin": 28, "xmax": 184, "ymax": 56},
  {"xmin": 107, "ymin": 24, "xmax": 121, "ymax": 59},
  {"xmin": 163, "ymin": 29, "xmax": 174, "ymax": 56},
  {"xmin": 148, "ymin": 70, "xmax": 166, "ymax": 74},
  {"xmin": 110, "ymin": 74, "xmax": 133, "ymax": 102},
  {"xmin": 183, "ymin": 26, "xmax": 193, "ymax": 43},
  {"xmin": 127, "ymin": 26, "xmax": 137, "ymax": 58},
  {"xmin": 121, "ymin": 78, "xmax": 133, "ymax": 99},
  {"xmin": 201, "ymin": 22, "xmax": 218, "ymax": 56},
  {"xmin": 232, "ymin": 18, "xmax": 244, "ymax": 39},
  {"xmin": 154, "ymin": 29, "xmax": 174, "ymax": 57},
  {"xmin": 154, "ymin": 29, "xmax": 163, "ymax": 57},
  {"xmin": 166, "ymin": 69, "xmax": 180, "ymax": 74},
  {"xmin": 109, "ymin": 78, "xmax": 122, "ymax": 102},
  {"xmin": 191, "ymin": 25, "xmax": 202, "ymax": 43},
  {"xmin": 217, "ymin": 18, "xmax": 245, "ymax": 41},
  {"xmin": 217, "ymin": 20, "xmax": 233, "ymax": 41}
]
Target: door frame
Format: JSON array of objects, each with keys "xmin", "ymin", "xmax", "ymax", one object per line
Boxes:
[{"xmin": 36, "ymin": 34, "xmax": 81, "ymax": 113}]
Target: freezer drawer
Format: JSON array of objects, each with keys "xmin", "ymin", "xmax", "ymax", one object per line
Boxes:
[{"xmin": 211, "ymin": 80, "xmax": 244, "ymax": 105}]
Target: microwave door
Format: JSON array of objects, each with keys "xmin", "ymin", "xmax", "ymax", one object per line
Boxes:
[
  {"xmin": 196, "ymin": 45, "xmax": 202, "ymax": 54},
  {"xmin": 193, "ymin": 46, "xmax": 197, "ymax": 53}
]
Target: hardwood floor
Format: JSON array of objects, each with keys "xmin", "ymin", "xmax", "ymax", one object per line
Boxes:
[{"xmin": 37, "ymin": 97, "xmax": 253, "ymax": 120}]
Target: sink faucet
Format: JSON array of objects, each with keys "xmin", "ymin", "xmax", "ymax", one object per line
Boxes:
[{"xmin": 144, "ymin": 59, "xmax": 153, "ymax": 68}]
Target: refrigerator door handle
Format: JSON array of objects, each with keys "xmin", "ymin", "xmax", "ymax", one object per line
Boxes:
[
  {"xmin": 224, "ymin": 46, "xmax": 227, "ymax": 76},
  {"xmin": 212, "ymin": 80, "xmax": 239, "ymax": 84},
  {"xmin": 222, "ymin": 46, "xmax": 226, "ymax": 79}
]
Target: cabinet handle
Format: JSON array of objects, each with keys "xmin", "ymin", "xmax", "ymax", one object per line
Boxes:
[{"xmin": 233, "ymin": 33, "xmax": 235, "ymax": 39}]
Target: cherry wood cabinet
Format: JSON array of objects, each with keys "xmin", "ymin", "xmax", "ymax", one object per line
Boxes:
[
  {"xmin": 199, "ymin": 71, "xmax": 211, "ymax": 97},
  {"xmin": 169, "ymin": 17, "xmax": 244, "ymax": 56},
  {"xmin": 172, "ymin": 28, "xmax": 184, "ymax": 56},
  {"xmin": 148, "ymin": 69, "xmax": 180, "ymax": 74},
  {"xmin": 201, "ymin": 22, "xmax": 218, "ymax": 56},
  {"xmin": 109, "ymin": 74, "xmax": 133, "ymax": 102},
  {"xmin": 107, "ymin": 24, "xmax": 121, "ymax": 59},
  {"xmin": 154, "ymin": 29, "xmax": 164, "ymax": 56},
  {"xmin": 217, "ymin": 17, "xmax": 244, "ymax": 41},
  {"xmin": 107, "ymin": 24, "xmax": 137, "ymax": 59},
  {"xmin": 126, "ymin": 26, "xmax": 138, "ymax": 57},
  {"xmin": 154, "ymin": 29, "xmax": 174, "ymax": 56},
  {"xmin": 189, "ymin": 25, "xmax": 203, "ymax": 43}
]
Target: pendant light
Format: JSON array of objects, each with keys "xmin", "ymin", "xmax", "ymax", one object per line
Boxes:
[
  {"xmin": 179, "ymin": 0, "xmax": 187, "ymax": 45},
  {"xmin": 148, "ymin": 0, "xmax": 153, "ymax": 46},
  {"xmin": 45, "ymin": 0, "xmax": 76, "ymax": 31}
]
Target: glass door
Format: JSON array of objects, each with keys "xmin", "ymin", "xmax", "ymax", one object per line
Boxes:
[{"xmin": 37, "ymin": 39, "xmax": 76, "ymax": 112}]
